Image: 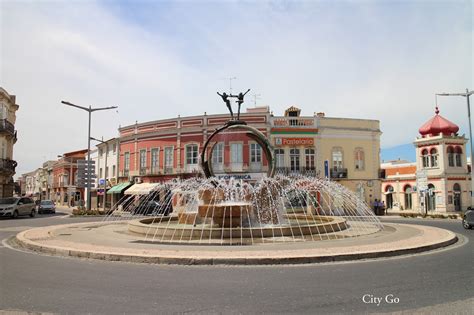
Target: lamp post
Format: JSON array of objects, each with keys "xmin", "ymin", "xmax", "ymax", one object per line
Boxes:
[
  {"xmin": 436, "ymin": 89, "xmax": 474, "ymax": 207},
  {"xmin": 90, "ymin": 136, "xmax": 107, "ymax": 212},
  {"xmin": 61, "ymin": 101, "xmax": 117, "ymax": 211}
]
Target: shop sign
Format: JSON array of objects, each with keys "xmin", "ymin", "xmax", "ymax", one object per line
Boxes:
[{"xmin": 274, "ymin": 137, "xmax": 314, "ymax": 146}]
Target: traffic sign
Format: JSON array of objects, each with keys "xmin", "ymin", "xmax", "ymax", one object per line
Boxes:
[{"xmin": 416, "ymin": 170, "xmax": 428, "ymax": 192}]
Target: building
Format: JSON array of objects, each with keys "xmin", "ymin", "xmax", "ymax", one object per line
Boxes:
[
  {"xmin": 95, "ymin": 138, "xmax": 119, "ymax": 209},
  {"xmin": 52, "ymin": 149, "xmax": 88, "ymax": 206},
  {"xmin": 21, "ymin": 168, "xmax": 42, "ymax": 199},
  {"xmin": 115, "ymin": 106, "xmax": 382, "ymax": 204},
  {"xmin": 0, "ymin": 87, "xmax": 19, "ymax": 198},
  {"xmin": 381, "ymin": 107, "xmax": 471, "ymax": 213},
  {"xmin": 40, "ymin": 161, "xmax": 56, "ymax": 200}
]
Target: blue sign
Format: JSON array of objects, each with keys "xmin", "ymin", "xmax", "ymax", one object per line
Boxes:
[
  {"xmin": 99, "ymin": 179, "xmax": 106, "ymax": 186},
  {"xmin": 324, "ymin": 160, "xmax": 330, "ymax": 179}
]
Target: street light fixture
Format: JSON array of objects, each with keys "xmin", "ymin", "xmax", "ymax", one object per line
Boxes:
[
  {"xmin": 61, "ymin": 101, "xmax": 118, "ymax": 211},
  {"xmin": 436, "ymin": 89, "xmax": 474, "ymax": 207}
]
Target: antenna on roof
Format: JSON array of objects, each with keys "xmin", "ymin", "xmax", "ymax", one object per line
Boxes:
[{"xmin": 252, "ymin": 93, "xmax": 261, "ymax": 107}]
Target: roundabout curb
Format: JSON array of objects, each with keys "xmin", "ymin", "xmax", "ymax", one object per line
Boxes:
[{"xmin": 13, "ymin": 221, "xmax": 459, "ymax": 266}]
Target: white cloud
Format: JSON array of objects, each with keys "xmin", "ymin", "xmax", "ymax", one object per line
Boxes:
[{"xmin": 0, "ymin": 0, "xmax": 471, "ymax": 177}]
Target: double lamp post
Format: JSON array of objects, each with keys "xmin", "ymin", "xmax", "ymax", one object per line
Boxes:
[{"xmin": 61, "ymin": 101, "xmax": 117, "ymax": 211}]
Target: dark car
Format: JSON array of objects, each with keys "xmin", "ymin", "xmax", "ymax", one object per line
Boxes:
[
  {"xmin": 462, "ymin": 209, "xmax": 474, "ymax": 229},
  {"xmin": 133, "ymin": 200, "xmax": 172, "ymax": 216},
  {"xmin": 38, "ymin": 200, "xmax": 56, "ymax": 214}
]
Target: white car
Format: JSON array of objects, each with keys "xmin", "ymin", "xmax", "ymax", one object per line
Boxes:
[{"xmin": 0, "ymin": 197, "xmax": 36, "ymax": 218}]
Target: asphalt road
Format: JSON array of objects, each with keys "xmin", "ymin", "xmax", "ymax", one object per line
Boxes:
[{"xmin": 0, "ymin": 212, "xmax": 472, "ymax": 314}]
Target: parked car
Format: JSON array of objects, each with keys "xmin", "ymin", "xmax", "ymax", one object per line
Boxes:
[
  {"xmin": 38, "ymin": 200, "xmax": 56, "ymax": 214},
  {"xmin": 0, "ymin": 197, "xmax": 36, "ymax": 218},
  {"xmin": 462, "ymin": 209, "xmax": 474, "ymax": 229},
  {"xmin": 133, "ymin": 200, "xmax": 172, "ymax": 216}
]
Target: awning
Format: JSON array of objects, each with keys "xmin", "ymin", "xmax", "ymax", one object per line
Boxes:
[
  {"xmin": 124, "ymin": 183, "xmax": 160, "ymax": 195},
  {"xmin": 107, "ymin": 182, "xmax": 132, "ymax": 195}
]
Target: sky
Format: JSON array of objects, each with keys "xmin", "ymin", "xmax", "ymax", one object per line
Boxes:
[{"xmin": 0, "ymin": 0, "xmax": 472, "ymax": 178}]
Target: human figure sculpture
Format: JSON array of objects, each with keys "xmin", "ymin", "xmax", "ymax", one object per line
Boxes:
[
  {"xmin": 233, "ymin": 89, "xmax": 250, "ymax": 120},
  {"xmin": 217, "ymin": 92, "xmax": 233, "ymax": 119}
]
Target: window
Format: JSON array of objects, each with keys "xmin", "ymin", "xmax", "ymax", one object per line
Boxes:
[
  {"xmin": 430, "ymin": 148, "xmax": 438, "ymax": 167},
  {"xmin": 455, "ymin": 147, "xmax": 462, "ymax": 167},
  {"xmin": 332, "ymin": 148, "xmax": 343, "ymax": 170},
  {"xmin": 186, "ymin": 144, "xmax": 198, "ymax": 165},
  {"xmin": 447, "ymin": 146, "xmax": 455, "ymax": 167},
  {"xmin": 139, "ymin": 149, "xmax": 147, "ymax": 175},
  {"xmin": 151, "ymin": 148, "xmax": 159, "ymax": 174},
  {"xmin": 113, "ymin": 144, "xmax": 117, "ymax": 153},
  {"xmin": 112, "ymin": 165, "xmax": 116, "ymax": 177},
  {"xmin": 212, "ymin": 143, "xmax": 224, "ymax": 165},
  {"xmin": 99, "ymin": 148, "xmax": 103, "ymax": 157},
  {"xmin": 105, "ymin": 166, "xmax": 109, "ymax": 178},
  {"xmin": 99, "ymin": 168, "xmax": 103, "ymax": 179},
  {"xmin": 230, "ymin": 143, "xmax": 243, "ymax": 170},
  {"xmin": 354, "ymin": 148, "xmax": 365, "ymax": 170},
  {"xmin": 290, "ymin": 148, "xmax": 300, "ymax": 172},
  {"xmin": 404, "ymin": 185, "xmax": 412, "ymax": 210},
  {"xmin": 305, "ymin": 148, "xmax": 315, "ymax": 170},
  {"xmin": 275, "ymin": 149, "xmax": 285, "ymax": 168},
  {"xmin": 164, "ymin": 147, "xmax": 173, "ymax": 173},
  {"xmin": 421, "ymin": 149, "xmax": 429, "ymax": 168},
  {"xmin": 124, "ymin": 152, "xmax": 130, "ymax": 176},
  {"xmin": 427, "ymin": 184, "xmax": 436, "ymax": 211},
  {"xmin": 250, "ymin": 143, "xmax": 262, "ymax": 163}
]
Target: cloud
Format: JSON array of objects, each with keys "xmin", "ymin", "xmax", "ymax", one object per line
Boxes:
[{"xmin": 0, "ymin": 0, "xmax": 472, "ymax": 177}]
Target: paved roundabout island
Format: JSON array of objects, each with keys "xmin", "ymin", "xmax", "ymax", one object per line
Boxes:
[{"xmin": 13, "ymin": 220, "xmax": 458, "ymax": 265}]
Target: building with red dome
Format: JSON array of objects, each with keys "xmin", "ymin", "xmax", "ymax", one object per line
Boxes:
[{"xmin": 381, "ymin": 107, "xmax": 471, "ymax": 213}]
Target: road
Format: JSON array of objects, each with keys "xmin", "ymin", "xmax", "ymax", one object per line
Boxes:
[{"xmin": 0, "ymin": 211, "xmax": 472, "ymax": 314}]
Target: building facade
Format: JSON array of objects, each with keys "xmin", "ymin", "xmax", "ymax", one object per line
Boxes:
[
  {"xmin": 0, "ymin": 87, "xmax": 19, "ymax": 198},
  {"xmin": 381, "ymin": 107, "xmax": 471, "ymax": 213},
  {"xmin": 116, "ymin": 106, "xmax": 382, "ymax": 205},
  {"xmin": 52, "ymin": 149, "xmax": 87, "ymax": 206},
  {"xmin": 95, "ymin": 138, "xmax": 119, "ymax": 208}
]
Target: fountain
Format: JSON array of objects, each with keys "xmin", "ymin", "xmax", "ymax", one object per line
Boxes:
[{"xmin": 106, "ymin": 90, "xmax": 383, "ymax": 245}]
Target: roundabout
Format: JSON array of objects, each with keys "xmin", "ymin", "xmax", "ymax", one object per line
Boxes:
[{"xmin": 13, "ymin": 220, "xmax": 457, "ymax": 265}]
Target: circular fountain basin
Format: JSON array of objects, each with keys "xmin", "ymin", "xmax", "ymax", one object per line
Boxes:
[
  {"xmin": 128, "ymin": 215, "xmax": 349, "ymax": 245},
  {"xmin": 198, "ymin": 202, "xmax": 253, "ymax": 228}
]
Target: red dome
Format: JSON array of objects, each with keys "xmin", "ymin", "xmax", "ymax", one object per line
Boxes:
[{"xmin": 419, "ymin": 107, "xmax": 459, "ymax": 136}]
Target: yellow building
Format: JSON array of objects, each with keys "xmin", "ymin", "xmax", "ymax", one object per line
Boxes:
[
  {"xmin": 0, "ymin": 88, "xmax": 19, "ymax": 198},
  {"xmin": 270, "ymin": 107, "xmax": 382, "ymax": 205}
]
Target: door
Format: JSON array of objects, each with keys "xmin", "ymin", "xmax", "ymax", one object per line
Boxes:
[
  {"xmin": 454, "ymin": 193, "xmax": 462, "ymax": 211},
  {"xmin": 18, "ymin": 198, "xmax": 28, "ymax": 215},
  {"xmin": 386, "ymin": 193, "xmax": 393, "ymax": 209},
  {"xmin": 230, "ymin": 143, "xmax": 243, "ymax": 172}
]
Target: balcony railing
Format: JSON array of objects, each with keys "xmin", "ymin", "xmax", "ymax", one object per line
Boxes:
[
  {"xmin": 330, "ymin": 168, "xmax": 348, "ymax": 179},
  {"xmin": 0, "ymin": 158, "xmax": 17, "ymax": 174},
  {"xmin": 275, "ymin": 167, "xmax": 317, "ymax": 176},
  {"xmin": 272, "ymin": 117, "xmax": 315, "ymax": 128},
  {"xmin": 0, "ymin": 119, "xmax": 15, "ymax": 135}
]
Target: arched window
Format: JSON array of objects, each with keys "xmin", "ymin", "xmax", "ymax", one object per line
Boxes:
[
  {"xmin": 447, "ymin": 146, "xmax": 455, "ymax": 167},
  {"xmin": 455, "ymin": 147, "xmax": 463, "ymax": 167},
  {"xmin": 354, "ymin": 148, "xmax": 365, "ymax": 170},
  {"xmin": 332, "ymin": 147, "xmax": 343, "ymax": 170},
  {"xmin": 427, "ymin": 183, "xmax": 436, "ymax": 211},
  {"xmin": 385, "ymin": 185, "xmax": 394, "ymax": 209},
  {"xmin": 421, "ymin": 149, "xmax": 429, "ymax": 168},
  {"xmin": 430, "ymin": 148, "xmax": 438, "ymax": 167},
  {"xmin": 404, "ymin": 185, "xmax": 412, "ymax": 210},
  {"xmin": 290, "ymin": 148, "xmax": 300, "ymax": 172},
  {"xmin": 274, "ymin": 149, "xmax": 285, "ymax": 169},
  {"xmin": 305, "ymin": 148, "xmax": 315, "ymax": 170}
]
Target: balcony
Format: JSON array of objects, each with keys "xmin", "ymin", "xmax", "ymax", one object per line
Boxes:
[
  {"xmin": 330, "ymin": 168, "xmax": 348, "ymax": 179},
  {"xmin": 275, "ymin": 167, "xmax": 317, "ymax": 176},
  {"xmin": 272, "ymin": 117, "xmax": 315, "ymax": 128},
  {"xmin": 0, "ymin": 158, "xmax": 17, "ymax": 174},
  {"xmin": 0, "ymin": 119, "xmax": 15, "ymax": 136}
]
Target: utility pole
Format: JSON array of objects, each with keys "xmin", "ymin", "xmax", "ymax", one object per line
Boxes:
[
  {"xmin": 62, "ymin": 101, "xmax": 117, "ymax": 211},
  {"xmin": 436, "ymin": 89, "xmax": 474, "ymax": 207}
]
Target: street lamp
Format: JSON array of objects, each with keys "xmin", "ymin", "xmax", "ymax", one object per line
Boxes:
[
  {"xmin": 90, "ymin": 136, "xmax": 108, "ymax": 212},
  {"xmin": 436, "ymin": 89, "xmax": 474, "ymax": 207},
  {"xmin": 61, "ymin": 101, "xmax": 117, "ymax": 211}
]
